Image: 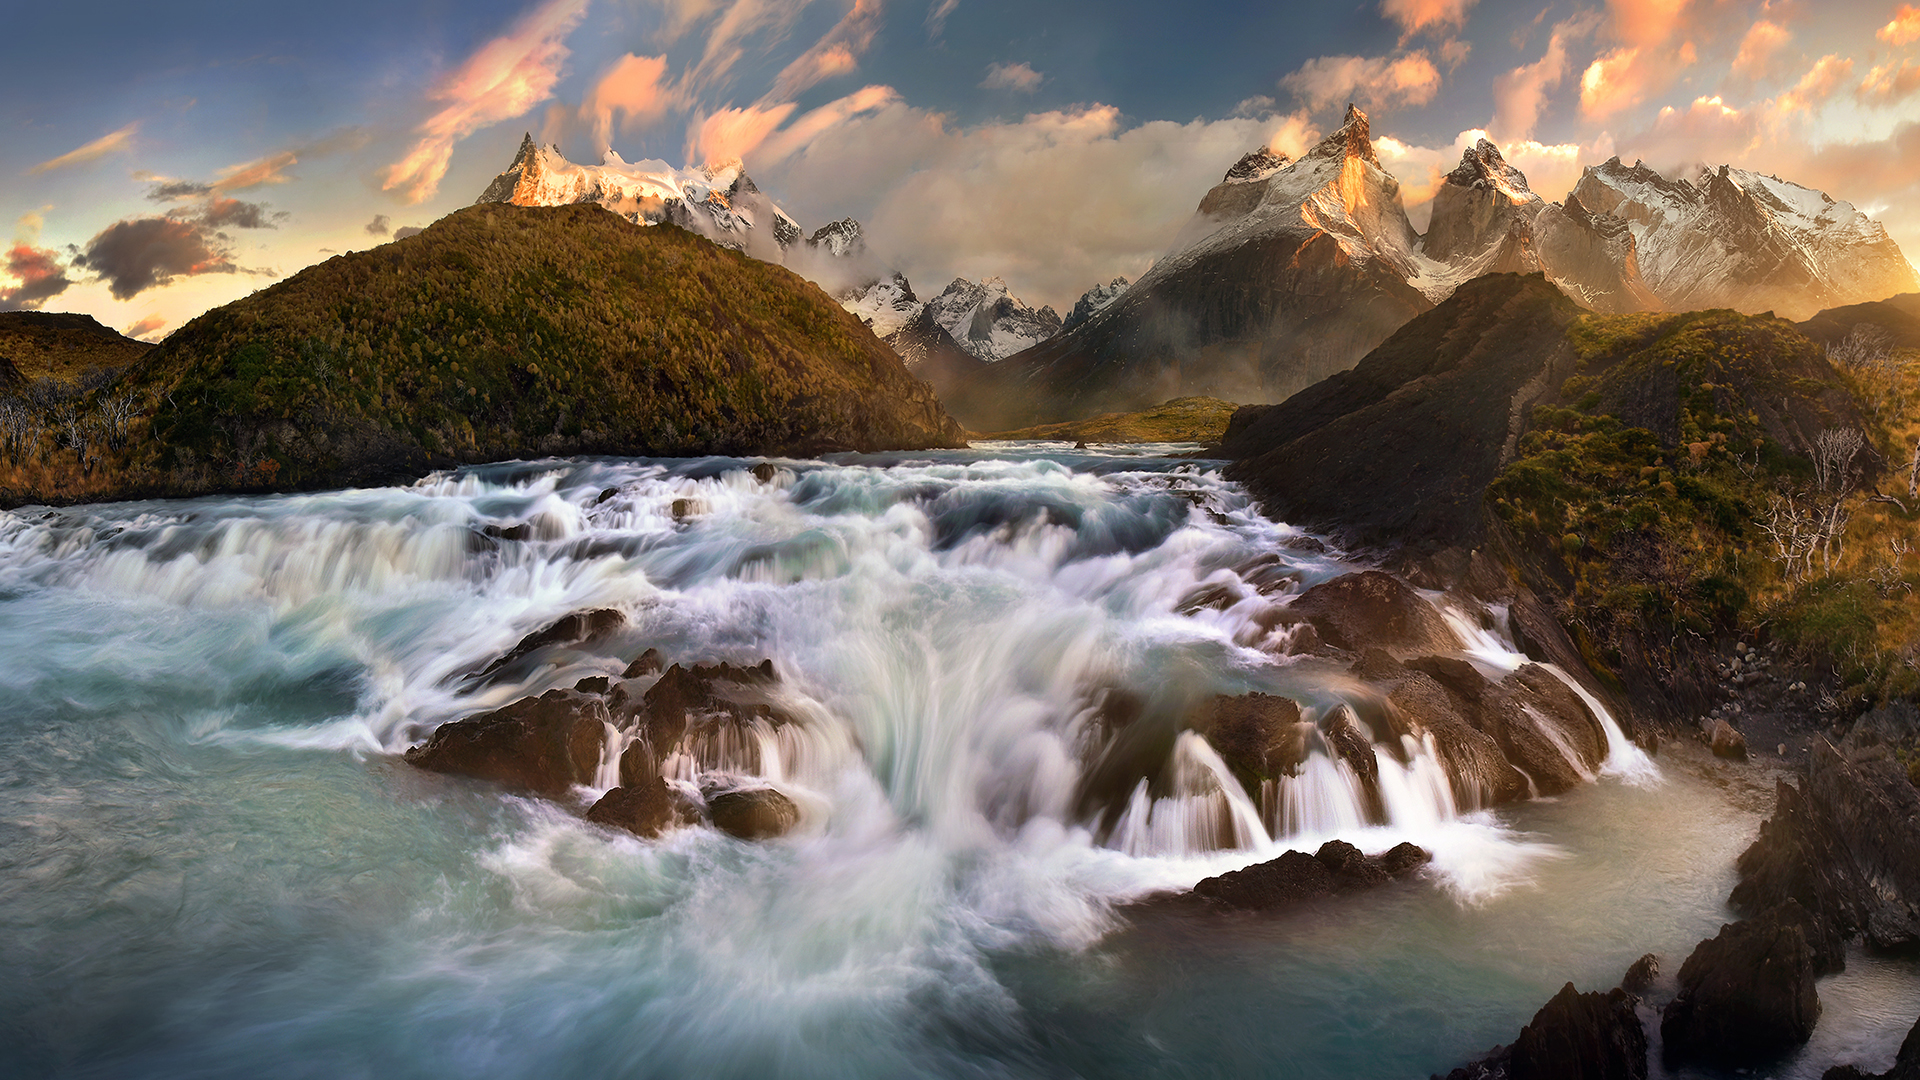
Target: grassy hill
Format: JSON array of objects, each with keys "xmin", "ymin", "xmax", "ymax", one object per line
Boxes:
[
  {"xmin": 0, "ymin": 204, "xmax": 964, "ymax": 505},
  {"xmin": 0, "ymin": 312, "xmax": 152, "ymax": 385},
  {"xmin": 984, "ymin": 396, "xmax": 1238, "ymax": 444}
]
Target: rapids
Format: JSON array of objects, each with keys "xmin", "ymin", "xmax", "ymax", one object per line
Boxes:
[{"xmin": 0, "ymin": 443, "xmax": 1909, "ymax": 1079}]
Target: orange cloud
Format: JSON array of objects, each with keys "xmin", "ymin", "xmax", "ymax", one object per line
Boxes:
[
  {"xmin": 1379, "ymin": 0, "xmax": 1478, "ymax": 39},
  {"xmin": 1490, "ymin": 14, "xmax": 1598, "ymax": 141},
  {"xmin": 770, "ymin": 0, "xmax": 883, "ymax": 99},
  {"xmin": 583, "ymin": 53, "xmax": 673, "ymax": 150},
  {"xmin": 1880, "ymin": 4, "xmax": 1920, "ymax": 46},
  {"xmin": 1581, "ymin": 48, "xmax": 1648, "ymax": 118},
  {"xmin": 755, "ymin": 84, "xmax": 900, "ymax": 164},
  {"xmin": 1781, "ymin": 55, "xmax": 1854, "ymax": 109},
  {"xmin": 1861, "ymin": 59, "xmax": 1920, "ymax": 105},
  {"xmin": 1730, "ymin": 20, "xmax": 1790, "ymax": 79},
  {"xmin": 1282, "ymin": 51, "xmax": 1444, "ymax": 111},
  {"xmin": 214, "ymin": 150, "xmax": 299, "ymax": 191},
  {"xmin": 125, "ymin": 315, "xmax": 167, "ymax": 341},
  {"xmin": 383, "ymin": 0, "xmax": 590, "ymax": 204},
  {"xmin": 28, "ymin": 123, "xmax": 140, "ymax": 175},
  {"xmin": 1606, "ymin": 0, "xmax": 1691, "ymax": 48},
  {"xmin": 0, "ymin": 241, "xmax": 73, "ymax": 310},
  {"xmin": 688, "ymin": 101, "xmax": 799, "ymax": 166}
]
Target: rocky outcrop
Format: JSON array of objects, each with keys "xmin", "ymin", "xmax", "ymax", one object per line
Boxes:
[
  {"xmin": 1438, "ymin": 982, "xmax": 1648, "ymax": 1080},
  {"xmin": 585, "ymin": 775, "xmax": 679, "ymax": 837},
  {"xmin": 1406, "ymin": 656, "xmax": 1607, "ymax": 794},
  {"xmin": 1060, "ymin": 277, "xmax": 1130, "ymax": 334},
  {"xmin": 1421, "ymin": 140, "xmax": 1543, "ymax": 287},
  {"xmin": 1183, "ymin": 839, "xmax": 1430, "ymax": 911},
  {"xmin": 404, "ymin": 687, "xmax": 608, "ymax": 797},
  {"xmin": 1221, "ymin": 273, "xmax": 1585, "ymax": 550},
  {"xmin": 1186, "ymin": 693, "xmax": 1308, "ymax": 795},
  {"xmin": 1286, "ymin": 571, "xmax": 1461, "ymax": 654},
  {"xmin": 1530, "ymin": 196, "xmax": 1661, "ymax": 315},
  {"xmin": 1660, "ymin": 901, "xmax": 1823, "ymax": 1067}
]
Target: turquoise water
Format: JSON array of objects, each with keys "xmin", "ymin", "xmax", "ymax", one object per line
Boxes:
[{"xmin": 0, "ymin": 447, "xmax": 1909, "ymax": 1079}]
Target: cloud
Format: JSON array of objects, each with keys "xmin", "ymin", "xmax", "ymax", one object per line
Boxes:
[
  {"xmin": 201, "ymin": 197, "xmax": 282, "ymax": 229},
  {"xmin": 1490, "ymin": 14, "xmax": 1598, "ymax": 141},
  {"xmin": 366, "ymin": 214, "xmax": 392, "ymax": 236},
  {"xmin": 1580, "ymin": 47, "xmax": 1650, "ymax": 118},
  {"xmin": 1613, "ymin": 95, "xmax": 1762, "ymax": 176},
  {"xmin": 1880, "ymin": 4, "xmax": 1920, "ymax": 46},
  {"xmin": 1781, "ymin": 54, "xmax": 1853, "ymax": 110},
  {"xmin": 394, "ymin": 226, "xmax": 424, "ymax": 239},
  {"xmin": 1281, "ymin": 52, "xmax": 1443, "ymax": 111},
  {"xmin": 689, "ymin": 101, "xmax": 799, "ymax": 165},
  {"xmin": 1860, "ymin": 59, "xmax": 1920, "ymax": 105},
  {"xmin": 28, "ymin": 123, "xmax": 140, "ymax": 175},
  {"xmin": 926, "ymin": 0, "xmax": 960, "ymax": 38},
  {"xmin": 72, "ymin": 216, "xmax": 240, "ymax": 300},
  {"xmin": 124, "ymin": 315, "xmax": 167, "ymax": 341},
  {"xmin": 582, "ymin": 53, "xmax": 674, "ymax": 150},
  {"xmin": 1605, "ymin": 0, "xmax": 1692, "ymax": 48},
  {"xmin": 1376, "ymin": 127, "xmax": 1605, "ymax": 226},
  {"xmin": 1438, "ymin": 38, "xmax": 1472, "ymax": 70},
  {"xmin": 981, "ymin": 61, "xmax": 1044, "ymax": 93},
  {"xmin": 146, "ymin": 179, "xmax": 215, "ymax": 201},
  {"xmin": 0, "ymin": 242, "xmax": 73, "ymax": 311},
  {"xmin": 383, "ymin": 0, "xmax": 591, "ymax": 204},
  {"xmin": 770, "ymin": 0, "xmax": 883, "ymax": 100},
  {"xmin": 1730, "ymin": 20, "xmax": 1791, "ymax": 79},
  {"xmin": 1379, "ymin": 0, "xmax": 1478, "ymax": 40},
  {"xmin": 755, "ymin": 84, "xmax": 899, "ymax": 164},
  {"xmin": 762, "ymin": 101, "xmax": 1290, "ymax": 310},
  {"xmin": 213, "ymin": 150, "xmax": 299, "ymax": 191}
]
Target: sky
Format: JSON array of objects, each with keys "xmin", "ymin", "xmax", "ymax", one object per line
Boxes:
[{"xmin": 4, "ymin": 0, "xmax": 1920, "ymax": 339}]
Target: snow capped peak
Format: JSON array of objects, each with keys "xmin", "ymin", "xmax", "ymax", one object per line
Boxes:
[
  {"xmin": 1061, "ymin": 276, "xmax": 1130, "ymax": 333},
  {"xmin": 1444, "ymin": 139, "xmax": 1537, "ymax": 204},
  {"xmin": 925, "ymin": 277, "xmax": 1062, "ymax": 361},
  {"xmin": 1223, "ymin": 147, "xmax": 1290, "ymax": 184},
  {"xmin": 807, "ymin": 218, "xmax": 866, "ymax": 258},
  {"xmin": 603, "ymin": 148, "xmax": 627, "ymax": 166}
]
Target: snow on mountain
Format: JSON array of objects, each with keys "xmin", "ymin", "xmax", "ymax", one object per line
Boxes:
[
  {"xmin": 1061, "ymin": 277, "xmax": 1130, "ymax": 333},
  {"xmin": 838, "ymin": 272, "xmax": 922, "ymax": 339},
  {"xmin": 1567, "ymin": 158, "xmax": 1919, "ymax": 320},
  {"xmin": 477, "ymin": 134, "xmax": 802, "ymax": 254},
  {"xmin": 807, "ymin": 218, "xmax": 867, "ymax": 259},
  {"xmin": 1412, "ymin": 139, "xmax": 1544, "ymax": 301},
  {"xmin": 924, "ymin": 277, "xmax": 1063, "ymax": 362}
]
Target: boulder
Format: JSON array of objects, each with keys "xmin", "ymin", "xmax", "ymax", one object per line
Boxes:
[
  {"xmin": 1288, "ymin": 571, "xmax": 1461, "ymax": 654},
  {"xmin": 1710, "ymin": 718, "xmax": 1748, "ymax": 759},
  {"xmin": 708, "ymin": 787, "xmax": 799, "ymax": 840},
  {"xmin": 459, "ymin": 608, "xmax": 627, "ymax": 685},
  {"xmin": 1439, "ymin": 982, "xmax": 1647, "ymax": 1080},
  {"xmin": 1187, "ymin": 693, "xmax": 1308, "ymax": 795},
  {"xmin": 1620, "ymin": 954, "xmax": 1659, "ymax": 993},
  {"xmin": 1188, "ymin": 840, "xmax": 1429, "ymax": 911},
  {"xmin": 1383, "ymin": 667, "xmax": 1530, "ymax": 807},
  {"xmin": 622, "ymin": 648, "xmax": 663, "ymax": 678},
  {"xmin": 1404, "ymin": 656, "xmax": 1605, "ymax": 794},
  {"xmin": 616, "ymin": 659, "xmax": 790, "ymax": 757},
  {"xmin": 585, "ymin": 776, "xmax": 677, "ymax": 838},
  {"xmin": 1661, "ymin": 901, "xmax": 1822, "ymax": 1067},
  {"xmin": 404, "ymin": 688, "xmax": 608, "ymax": 797}
]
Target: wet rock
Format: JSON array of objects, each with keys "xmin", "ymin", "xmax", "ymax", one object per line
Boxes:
[
  {"xmin": 1709, "ymin": 718, "xmax": 1748, "ymax": 759},
  {"xmin": 1661, "ymin": 901, "xmax": 1822, "ymax": 1068},
  {"xmin": 1187, "ymin": 839, "xmax": 1429, "ymax": 912},
  {"xmin": 622, "ymin": 648, "xmax": 664, "ymax": 678},
  {"xmin": 750, "ymin": 462, "xmax": 778, "ymax": 483},
  {"xmin": 459, "ymin": 608, "xmax": 627, "ymax": 685},
  {"xmin": 1382, "ymin": 667, "xmax": 1530, "ymax": 808},
  {"xmin": 1403, "ymin": 656, "xmax": 1605, "ymax": 795},
  {"xmin": 404, "ymin": 688, "xmax": 608, "ymax": 797},
  {"xmin": 1621, "ymin": 953, "xmax": 1660, "ymax": 993},
  {"xmin": 1187, "ymin": 693, "xmax": 1308, "ymax": 795},
  {"xmin": 1287, "ymin": 570, "xmax": 1461, "ymax": 654},
  {"xmin": 622, "ymin": 659, "xmax": 789, "ymax": 753},
  {"xmin": 585, "ymin": 776, "xmax": 676, "ymax": 838},
  {"xmin": 1823, "ymin": 1013, "xmax": 1920, "ymax": 1079},
  {"xmin": 1438, "ymin": 983, "xmax": 1648, "ymax": 1080},
  {"xmin": 708, "ymin": 787, "xmax": 799, "ymax": 840},
  {"xmin": 1323, "ymin": 704, "xmax": 1381, "ymax": 787}
]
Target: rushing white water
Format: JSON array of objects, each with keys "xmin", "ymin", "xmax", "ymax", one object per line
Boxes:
[{"xmin": 8, "ymin": 444, "xmax": 1891, "ymax": 1080}]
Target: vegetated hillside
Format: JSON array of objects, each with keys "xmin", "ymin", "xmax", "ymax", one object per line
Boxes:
[
  {"xmin": 986, "ymin": 396, "xmax": 1240, "ymax": 444},
  {"xmin": 0, "ymin": 203, "xmax": 964, "ymax": 506},
  {"xmin": 1223, "ymin": 271, "xmax": 1915, "ymax": 718},
  {"xmin": 1796, "ymin": 294, "xmax": 1920, "ymax": 350},
  {"xmin": 0, "ymin": 312, "xmax": 153, "ymax": 383}
]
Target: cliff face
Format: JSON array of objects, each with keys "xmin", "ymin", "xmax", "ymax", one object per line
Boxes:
[{"xmin": 2, "ymin": 203, "xmax": 965, "ymax": 507}]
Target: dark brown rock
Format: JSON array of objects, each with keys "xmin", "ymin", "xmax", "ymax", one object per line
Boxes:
[
  {"xmin": 1710, "ymin": 718, "xmax": 1748, "ymax": 759},
  {"xmin": 1187, "ymin": 692, "xmax": 1307, "ymax": 795},
  {"xmin": 585, "ymin": 776, "xmax": 676, "ymax": 838},
  {"xmin": 1187, "ymin": 840, "xmax": 1429, "ymax": 912},
  {"xmin": 1620, "ymin": 953, "xmax": 1659, "ymax": 993},
  {"xmin": 708, "ymin": 787, "xmax": 799, "ymax": 840},
  {"xmin": 1404, "ymin": 655, "xmax": 1604, "ymax": 795},
  {"xmin": 1289, "ymin": 570, "xmax": 1461, "ymax": 654},
  {"xmin": 622, "ymin": 648, "xmax": 663, "ymax": 678},
  {"xmin": 461, "ymin": 608, "xmax": 627, "ymax": 685},
  {"xmin": 1507, "ymin": 983, "xmax": 1648, "ymax": 1080},
  {"xmin": 1661, "ymin": 902, "xmax": 1822, "ymax": 1067},
  {"xmin": 1384, "ymin": 668, "xmax": 1530, "ymax": 807},
  {"xmin": 404, "ymin": 688, "xmax": 608, "ymax": 797},
  {"xmin": 625, "ymin": 659, "xmax": 788, "ymax": 753}
]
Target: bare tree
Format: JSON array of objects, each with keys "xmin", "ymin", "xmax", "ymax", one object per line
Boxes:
[
  {"xmin": 1829, "ymin": 324, "xmax": 1898, "ymax": 374},
  {"xmin": 1758, "ymin": 492, "xmax": 1820, "ymax": 582},
  {"xmin": 98, "ymin": 392, "xmax": 135, "ymax": 450}
]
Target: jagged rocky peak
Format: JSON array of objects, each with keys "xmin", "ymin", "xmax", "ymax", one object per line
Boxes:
[
  {"xmin": 474, "ymin": 133, "xmax": 804, "ymax": 254},
  {"xmin": 838, "ymin": 271, "xmax": 920, "ymax": 339},
  {"xmin": 808, "ymin": 218, "xmax": 866, "ymax": 258},
  {"xmin": 1445, "ymin": 138, "xmax": 1534, "ymax": 200},
  {"xmin": 926, "ymin": 276, "xmax": 1063, "ymax": 362},
  {"xmin": 1223, "ymin": 147, "xmax": 1290, "ymax": 184},
  {"xmin": 1532, "ymin": 193, "xmax": 1661, "ymax": 314},
  {"xmin": 1310, "ymin": 103, "xmax": 1380, "ymax": 166},
  {"xmin": 1061, "ymin": 277, "xmax": 1130, "ymax": 333}
]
